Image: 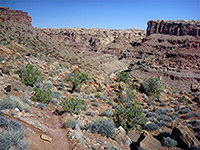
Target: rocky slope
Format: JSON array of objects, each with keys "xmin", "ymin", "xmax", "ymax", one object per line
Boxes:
[
  {"xmin": 0, "ymin": 7, "xmax": 32, "ymax": 26},
  {"xmin": 147, "ymin": 20, "xmax": 200, "ymax": 37},
  {"xmin": 0, "ymin": 7, "xmax": 199, "ymax": 150}
]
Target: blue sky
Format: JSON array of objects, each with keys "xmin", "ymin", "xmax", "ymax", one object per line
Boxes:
[{"xmin": 0, "ymin": 0, "xmax": 199, "ymax": 29}]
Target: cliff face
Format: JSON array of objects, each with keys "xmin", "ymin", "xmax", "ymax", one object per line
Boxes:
[
  {"xmin": 0, "ymin": 7, "xmax": 32, "ymax": 26},
  {"xmin": 147, "ymin": 20, "xmax": 200, "ymax": 37},
  {"xmin": 41, "ymin": 28, "xmax": 145, "ymax": 54}
]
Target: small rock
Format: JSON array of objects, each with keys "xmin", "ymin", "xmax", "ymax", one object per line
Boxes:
[
  {"xmin": 4, "ymin": 85, "xmax": 11, "ymax": 92},
  {"xmin": 40, "ymin": 134, "xmax": 52, "ymax": 142},
  {"xmin": 191, "ymin": 83, "xmax": 199, "ymax": 92}
]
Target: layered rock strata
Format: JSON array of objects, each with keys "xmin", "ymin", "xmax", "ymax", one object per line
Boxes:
[
  {"xmin": 147, "ymin": 20, "xmax": 200, "ymax": 37},
  {"xmin": 0, "ymin": 7, "xmax": 32, "ymax": 26}
]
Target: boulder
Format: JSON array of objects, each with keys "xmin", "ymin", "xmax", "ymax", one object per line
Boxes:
[
  {"xmin": 136, "ymin": 131, "xmax": 161, "ymax": 150},
  {"xmin": 128, "ymin": 130, "xmax": 140, "ymax": 143},
  {"xmin": 113, "ymin": 126, "xmax": 131, "ymax": 145},
  {"xmin": 80, "ymin": 84, "xmax": 96, "ymax": 94},
  {"xmin": 170, "ymin": 123, "xmax": 200, "ymax": 149}
]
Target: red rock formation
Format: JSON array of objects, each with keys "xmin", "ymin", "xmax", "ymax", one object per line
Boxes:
[
  {"xmin": 147, "ymin": 20, "xmax": 200, "ymax": 37},
  {"xmin": 41, "ymin": 28, "xmax": 146, "ymax": 52},
  {"xmin": 0, "ymin": 7, "xmax": 32, "ymax": 26}
]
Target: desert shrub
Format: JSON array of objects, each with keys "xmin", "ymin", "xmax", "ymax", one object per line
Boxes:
[
  {"xmin": 160, "ymin": 102, "xmax": 166, "ymax": 106},
  {"xmin": 36, "ymin": 103, "xmax": 45, "ymax": 110},
  {"xmin": 0, "ymin": 95, "xmax": 29, "ymax": 111},
  {"xmin": 160, "ymin": 109, "xmax": 167, "ymax": 115},
  {"xmin": 86, "ymin": 111, "xmax": 95, "ymax": 116},
  {"xmin": 59, "ymin": 97, "xmax": 82, "ymax": 115},
  {"xmin": 174, "ymin": 105, "xmax": 179, "ymax": 111},
  {"xmin": 147, "ymin": 99, "xmax": 155, "ymax": 106},
  {"xmin": 20, "ymin": 64, "xmax": 44, "ymax": 87},
  {"xmin": 153, "ymin": 108, "xmax": 161, "ymax": 115},
  {"xmin": 178, "ymin": 108, "xmax": 190, "ymax": 114},
  {"xmin": 158, "ymin": 120, "xmax": 168, "ymax": 127},
  {"xmin": 88, "ymin": 118, "xmax": 115, "ymax": 138},
  {"xmin": 163, "ymin": 117, "xmax": 172, "ymax": 122},
  {"xmin": 0, "ymin": 115, "xmax": 27, "ymax": 150},
  {"xmin": 50, "ymin": 99, "xmax": 58, "ymax": 106},
  {"xmin": 31, "ymin": 84, "xmax": 52, "ymax": 104},
  {"xmin": 90, "ymin": 99, "xmax": 96, "ymax": 102},
  {"xmin": 113, "ymin": 102, "xmax": 147, "ymax": 132},
  {"xmin": 177, "ymin": 96, "xmax": 187, "ymax": 102},
  {"xmin": 117, "ymin": 88, "xmax": 134, "ymax": 104},
  {"xmin": 156, "ymin": 131, "xmax": 171, "ymax": 140},
  {"xmin": 91, "ymin": 102, "xmax": 99, "ymax": 107},
  {"xmin": 64, "ymin": 71, "xmax": 89, "ymax": 93},
  {"xmin": 45, "ymin": 80, "xmax": 54, "ymax": 89},
  {"xmin": 52, "ymin": 91, "xmax": 62, "ymax": 100},
  {"xmin": 81, "ymin": 100, "xmax": 87, "ymax": 111},
  {"xmin": 157, "ymin": 115, "xmax": 167, "ymax": 121},
  {"xmin": 116, "ymin": 71, "xmax": 129, "ymax": 83},
  {"xmin": 146, "ymin": 112, "xmax": 158, "ymax": 118},
  {"xmin": 169, "ymin": 112, "xmax": 178, "ymax": 120},
  {"xmin": 143, "ymin": 123, "xmax": 159, "ymax": 131},
  {"xmin": 94, "ymin": 93, "xmax": 101, "ymax": 99},
  {"xmin": 64, "ymin": 117, "xmax": 79, "ymax": 129},
  {"xmin": 99, "ymin": 109, "xmax": 112, "ymax": 118},
  {"xmin": 181, "ymin": 112, "xmax": 198, "ymax": 119},
  {"xmin": 161, "ymin": 137, "xmax": 178, "ymax": 147},
  {"xmin": 142, "ymin": 78, "xmax": 162, "ymax": 98}
]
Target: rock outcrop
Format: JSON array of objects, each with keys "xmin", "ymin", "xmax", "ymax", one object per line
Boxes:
[
  {"xmin": 41, "ymin": 28, "xmax": 145, "ymax": 53},
  {"xmin": 0, "ymin": 7, "xmax": 32, "ymax": 26},
  {"xmin": 171, "ymin": 123, "xmax": 200, "ymax": 149},
  {"xmin": 147, "ymin": 20, "xmax": 200, "ymax": 37}
]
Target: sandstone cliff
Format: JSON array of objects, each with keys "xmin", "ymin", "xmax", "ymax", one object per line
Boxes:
[
  {"xmin": 0, "ymin": 7, "xmax": 32, "ymax": 26},
  {"xmin": 147, "ymin": 20, "xmax": 200, "ymax": 37},
  {"xmin": 41, "ymin": 28, "xmax": 145, "ymax": 53}
]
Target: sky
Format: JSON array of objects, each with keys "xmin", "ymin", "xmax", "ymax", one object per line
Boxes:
[{"xmin": 0, "ymin": 0, "xmax": 199, "ymax": 30}]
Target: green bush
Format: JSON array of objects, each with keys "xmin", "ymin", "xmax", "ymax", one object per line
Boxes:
[
  {"xmin": 116, "ymin": 71, "xmax": 129, "ymax": 83},
  {"xmin": 94, "ymin": 93, "xmax": 101, "ymax": 99},
  {"xmin": 20, "ymin": 64, "xmax": 44, "ymax": 87},
  {"xmin": 65, "ymin": 71, "xmax": 89, "ymax": 93},
  {"xmin": 113, "ymin": 102, "xmax": 147, "ymax": 133},
  {"xmin": 142, "ymin": 78, "xmax": 162, "ymax": 98},
  {"xmin": 59, "ymin": 97, "xmax": 82, "ymax": 115},
  {"xmin": 88, "ymin": 118, "xmax": 115, "ymax": 138},
  {"xmin": 64, "ymin": 117, "xmax": 79, "ymax": 129},
  {"xmin": 31, "ymin": 84, "xmax": 52, "ymax": 104}
]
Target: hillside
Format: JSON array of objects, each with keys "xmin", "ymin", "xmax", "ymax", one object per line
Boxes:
[{"xmin": 0, "ymin": 7, "xmax": 199, "ymax": 150}]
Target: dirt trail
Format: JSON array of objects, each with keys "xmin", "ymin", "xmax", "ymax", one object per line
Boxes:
[{"xmin": 3, "ymin": 106, "xmax": 73, "ymax": 150}]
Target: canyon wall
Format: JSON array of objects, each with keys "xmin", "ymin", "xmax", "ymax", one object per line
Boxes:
[
  {"xmin": 147, "ymin": 20, "xmax": 200, "ymax": 37},
  {"xmin": 0, "ymin": 7, "xmax": 32, "ymax": 26},
  {"xmin": 41, "ymin": 28, "xmax": 146, "ymax": 52}
]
